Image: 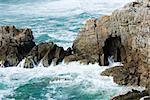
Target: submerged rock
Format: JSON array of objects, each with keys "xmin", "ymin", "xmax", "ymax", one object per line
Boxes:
[{"xmin": 73, "ymin": 0, "xmax": 150, "ymax": 88}]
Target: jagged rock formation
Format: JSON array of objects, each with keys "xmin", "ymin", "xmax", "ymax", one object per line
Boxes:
[
  {"xmin": 0, "ymin": 26, "xmax": 35, "ymax": 67},
  {"xmin": 0, "ymin": 26, "xmax": 72, "ymax": 68},
  {"xmin": 24, "ymin": 43, "xmax": 72, "ymax": 68},
  {"xmin": 73, "ymin": 0, "xmax": 150, "ymax": 89}
]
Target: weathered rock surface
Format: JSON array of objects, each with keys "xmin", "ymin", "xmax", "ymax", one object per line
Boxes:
[
  {"xmin": 73, "ymin": 0, "xmax": 150, "ymax": 88},
  {"xmin": 24, "ymin": 42, "xmax": 72, "ymax": 68},
  {"xmin": 0, "ymin": 26, "xmax": 35, "ymax": 67},
  {"xmin": 64, "ymin": 54, "xmax": 91, "ymax": 65},
  {"xmin": 0, "ymin": 26, "xmax": 72, "ymax": 68},
  {"xmin": 111, "ymin": 89, "xmax": 149, "ymax": 100}
]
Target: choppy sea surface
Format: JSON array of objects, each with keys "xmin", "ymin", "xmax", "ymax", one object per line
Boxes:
[
  {"xmin": 0, "ymin": 0, "xmax": 144, "ymax": 100},
  {"xmin": 0, "ymin": 0, "xmax": 133, "ymax": 47}
]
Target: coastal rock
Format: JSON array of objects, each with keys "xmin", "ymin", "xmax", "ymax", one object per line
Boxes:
[
  {"xmin": 64, "ymin": 55, "xmax": 83, "ymax": 64},
  {"xmin": 0, "ymin": 26, "xmax": 72, "ymax": 68},
  {"xmin": 0, "ymin": 26, "xmax": 35, "ymax": 67},
  {"xmin": 64, "ymin": 54, "xmax": 90, "ymax": 64},
  {"xmin": 73, "ymin": 0, "xmax": 150, "ymax": 88},
  {"xmin": 111, "ymin": 89, "xmax": 149, "ymax": 100},
  {"xmin": 73, "ymin": 19, "xmax": 101, "ymax": 64},
  {"xmin": 24, "ymin": 42, "xmax": 72, "ymax": 68},
  {"xmin": 101, "ymin": 65, "xmax": 139, "ymax": 86}
]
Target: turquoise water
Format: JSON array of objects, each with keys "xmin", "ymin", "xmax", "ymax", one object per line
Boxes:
[
  {"xmin": 0, "ymin": 0, "xmax": 133, "ymax": 47},
  {"xmin": 0, "ymin": 0, "xmax": 140, "ymax": 100},
  {"xmin": 0, "ymin": 62, "xmax": 142, "ymax": 100}
]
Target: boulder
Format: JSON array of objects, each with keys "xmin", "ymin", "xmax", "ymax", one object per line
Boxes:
[{"xmin": 0, "ymin": 26, "xmax": 35, "ymax": 67}]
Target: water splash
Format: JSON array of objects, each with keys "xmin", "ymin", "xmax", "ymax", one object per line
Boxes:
[
  {"xmin": 108, "ymin": 56, "xmax": 123, "ymax": 67},
  {"xmin": 0, "ymin": 61, "xmax": 5, "ymax": 68},
  {"xmin": 0, "ymin": 62, "xmax": 145, "ymax": 99},
  {"xmin": 17, "ymin": 58, "xmax": 26, "ymax": 68},
  {"xmin": 108, "ymin": 56, "xmax": 114, "ymax": 65}
]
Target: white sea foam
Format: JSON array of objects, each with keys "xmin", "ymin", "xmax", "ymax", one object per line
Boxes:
[
  {"xmin": 17, "ymin": 58, "xmax": 26, "ymax": 68},
  {"xmin": 0, "ymin": 62, "xmax": 145, "ymax": 99},
  {"xmin": 0, "ymin": 0, "xmax": 134, "ymax": 17},
  {"xmin": 140, "ymin": 96, "xmax": 150, "ymax": 100}
]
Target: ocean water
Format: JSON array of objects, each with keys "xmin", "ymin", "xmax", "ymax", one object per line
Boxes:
[
  {"xmin": 0, "ymin": 0, "xmax": 143, "ymax": 100},
  {"xmin": 0, "ymin": 0, "xmax": 133, "ymax": 47}
]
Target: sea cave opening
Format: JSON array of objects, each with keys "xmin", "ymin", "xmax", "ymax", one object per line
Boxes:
[{"xmin": 102, "ymin": 35, "xmax": 122, "ymax": 66}]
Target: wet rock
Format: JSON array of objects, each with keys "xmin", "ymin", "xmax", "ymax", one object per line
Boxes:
[
  {"xmin": 111, "ymin": 89, "xmax": 149, "ymax": 100},
  {"xmin": 64, "ymin": 55, "xmax": 80, "ymax": 64},
  {"xmin": 24, "ymin": 57, "xmax": 35, "ymax": 68},
  {"xmin": 101, "ymin": 66, "xmax": 122, "ymax": 77},
  {"xmin": 79, "ymin": 59, "xmax": 89, "ymax": 65},
  {"xmin": 147, "ymin": 80, "xmax": 150, "ymax": 96},
  {"xmin": 0, "ymin": 26, "xmax": 35, "ymax": 67},
  {"xmin": 24, "ymin": 42, "xmax": 72, "ymax": 68},
  {"xmin": 64, "ymin": 54, "xmax": 93, "ymax": 64},
  {"xmin": 101, "ymin": 66, "xmax": 129, "ymax": 85}
]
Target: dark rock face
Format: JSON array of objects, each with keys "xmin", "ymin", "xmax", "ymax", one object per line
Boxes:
[
  {"xmin": 111, "ymin": 89, "xmax": 149, "ymax": 100},
  {"xmin": 24, "ymin": 42, "xmax": 72, "ymax": 68},
  {"xmin": 0, "ymin": 26, "xmax": 72, "ymax": 68},
  {"xmin": 0, "ymin": 26, "xmax": 35, "ymax": 67}
]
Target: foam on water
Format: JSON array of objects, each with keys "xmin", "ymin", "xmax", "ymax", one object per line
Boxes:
[
  {"xmin": 0, "ymin": 0, "xmax": 134, "ymax": 16},
  {"xmin": 0, "ymin": 62, "xmax": 144, "ymax": 99}
]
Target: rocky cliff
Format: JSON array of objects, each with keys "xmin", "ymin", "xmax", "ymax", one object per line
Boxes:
[{"xmin": 73, "ymin": 0, "xmax": 150, "ymax": 89}]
